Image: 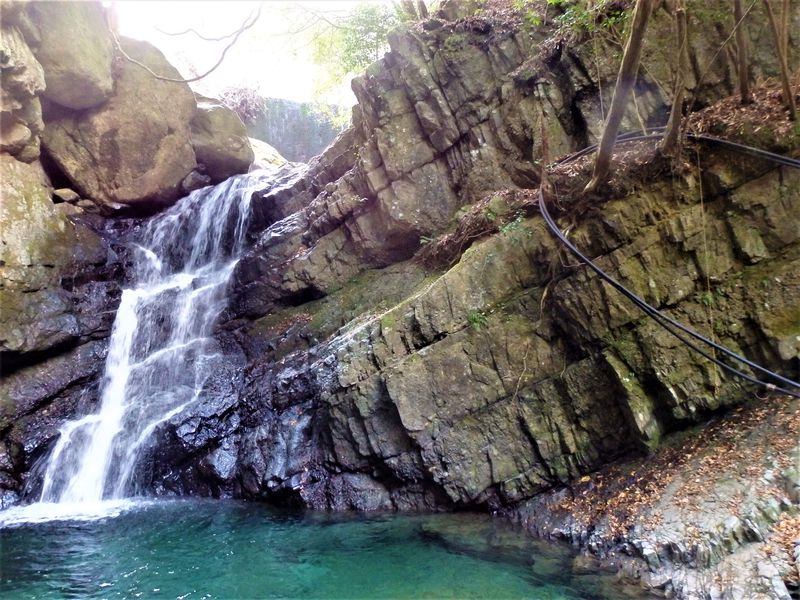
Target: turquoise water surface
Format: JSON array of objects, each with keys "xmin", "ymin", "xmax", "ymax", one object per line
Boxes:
[{"xmin": 0, "ymin": 500, "xmax": 630, "ymax": 599}]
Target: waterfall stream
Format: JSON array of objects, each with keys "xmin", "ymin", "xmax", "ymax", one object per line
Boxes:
[{"xmin": 37, "ymin": 174, "xmax": 262, "ymax": 507}]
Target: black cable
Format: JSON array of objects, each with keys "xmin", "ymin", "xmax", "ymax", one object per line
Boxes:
[
  {"xmin": 542, "ymin": 195, "xmax": 800, "ymax": 391},
  {"xmin": 689, "ymin": 134, "xmax": 800, "ymax": 169},
  {"xmin": 539, "ymin": 193, "xmax": 800, "ymax": 399},
  {"xmin": 540, "ymin": 134, "xmax": 800, "ymax": 399},
  {"xmin": 556, "ymin": 129, "xmax": 800, "ymax": 169}
]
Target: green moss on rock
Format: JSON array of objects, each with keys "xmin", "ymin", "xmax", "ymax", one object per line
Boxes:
[{"xmin": 29, "ymin": 1, "xmax": 113, "ymax": 110}]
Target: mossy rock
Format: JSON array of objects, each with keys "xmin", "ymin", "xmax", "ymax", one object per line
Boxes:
[
  {"xmin": 43, "ymin": 38, "xmax": 197, "ymax": 208},
  {"xmin": 0, "ymin": 154, "xmax": 104, "ymax": 352},
  {"xmin": 191, "ymin": 99, "xmax": 255, "ymax": 182},
  {"xmin": 29, "ymin": 1, "xmax": 113, "ymax": 110}
]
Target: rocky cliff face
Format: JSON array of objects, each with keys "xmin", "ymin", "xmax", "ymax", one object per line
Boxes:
[
  {"xmin": 1, "ymin": 1, "xmax": 799, "ymax": 597},
  {"xmin": 1, "ymin": 0, "xmax": 254, "ymax": 210},
  {"xmin": 0, "ymin": 0, "xmax": 255, "ymax": 504}
]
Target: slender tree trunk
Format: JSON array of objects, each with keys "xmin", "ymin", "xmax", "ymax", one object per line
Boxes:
[
  {"xmin": 661, "ymin": 0, "xmax": 688, "ymax": 156},
  {"xmin": 779, "ymin": 0, "xmax": 789, "ymax": 62},
  {"xmin": 584, "ymin": 0, "xmax": 654, "ymax": 195},
  {"xmin": 763, "ymin": 0, "xmax": 796, "ymax": 120},
  {"xmin": 733, "ymin": 0, "xmax": 751, "ymax": 104}
]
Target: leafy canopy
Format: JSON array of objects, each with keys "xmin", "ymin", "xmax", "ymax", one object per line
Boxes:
[{"xmin": 312, "ymin": 4, "xmax": 401, "ymax": 76}]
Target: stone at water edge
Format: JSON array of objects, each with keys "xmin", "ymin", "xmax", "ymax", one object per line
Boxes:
[
  {"xmin": 249, "ymin": 137, "xmax": 288, "ymax": 171},
  {"xmin": 0, "ymin": 154, "xmax": 105, "ymax": 354}
]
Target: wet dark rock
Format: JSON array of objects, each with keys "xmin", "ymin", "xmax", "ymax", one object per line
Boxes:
[
  {"xmin": 2, "ymin": 3, "xmax": 799, "ymax": 599},
  {"xmin": 1, "ymin": 339, "xmax": 108, "ymax": 497}
]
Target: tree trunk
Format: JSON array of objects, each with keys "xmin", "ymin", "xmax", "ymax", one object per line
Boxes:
[
  {"xmin": 763, "ymin": 0, "xmax": 796, "ymax": 120},
  {"xmin": 733, "ymin": 0, "xmax": 751, "ymax": 104},
  {"xmin": 661, "ymin": 0, "xmax": 688, "ymax": 156},
  {"xmin": 779, "ymin": 0, "xmax": 789, "ymax": 62},
  {"xmin": 584, "ymin": 0, "xmax": 654, "ymax": 195},
  {"xmin": 400, "ymin": 0, "xmax": 418, "ymax": 19}
]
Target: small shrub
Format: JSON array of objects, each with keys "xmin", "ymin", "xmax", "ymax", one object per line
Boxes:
[
  {"xmin": 467, "ymin": 309, "xmax": 489, "ymax": 330},
  {"xmin": 219, "ymin": 85, "xmax": 265, "ymax": 123}
]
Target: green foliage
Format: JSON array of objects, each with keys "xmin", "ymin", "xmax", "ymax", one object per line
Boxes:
[
  {"xmin": 547, "ymin": 0, "xmax": 631, "ymax": 36},
  {"xmin": 442, "ymin": 32, "xmax": 469, "ymax": 52},
  {"xmin": 309, "ymin": 3, "xmax": 420, "ymax": 107},
  {"xmin": 512, "ymin": 0, "xmax": 542, "ymax": 28},
  {"xmin": 699, "ymin": 287, "xmax": 725, "ymax": 307},
  {"xmin": 499, "ymin": 211, "xmax": 533, "ymax": 241},
  {"xmin": 467, "ymin": 309, "xmax": 489, "ymax": 331},
  {"xmin": 381, "ymin": 312, "xmax": 398, "ymax": 329},
  {"xmin": 311, "ymin": 4, "xmax": 406, "ymax": 87}
]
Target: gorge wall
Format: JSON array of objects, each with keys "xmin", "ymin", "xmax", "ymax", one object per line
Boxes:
[
  {"xmin": 1, "ymin": 1, "xmax": 799, "ymax": 597},
  {"xmin": 1, "ymin": 0, "xmax": 255, "ymax": 501}
]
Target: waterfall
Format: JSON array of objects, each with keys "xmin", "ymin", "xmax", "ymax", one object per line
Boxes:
[{"xmin": 38, "ymin": 174, "xmax": 261, "ymax": 505}]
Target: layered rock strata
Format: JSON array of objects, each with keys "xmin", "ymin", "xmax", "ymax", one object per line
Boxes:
[{"xmin": 1, "ymin": 1, "xmax": 799, "ymax": 597}]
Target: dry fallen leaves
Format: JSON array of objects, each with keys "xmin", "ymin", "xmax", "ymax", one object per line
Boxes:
[{"xmin": 551, "ymin": 396, "xmax": 799, "ymax": 544}]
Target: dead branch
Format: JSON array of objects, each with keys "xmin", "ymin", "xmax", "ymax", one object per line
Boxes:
[{"xmin": 112, "ymin": 6, "xmax": 261, "ymax": 84}]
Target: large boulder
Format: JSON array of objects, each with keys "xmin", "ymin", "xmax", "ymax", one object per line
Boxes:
[
  {"xmin": 0, "ymin": 154, "xmax": 105, "ymax": 354},
  {"xmin": 191, "ymin": 99, "xmax": 254, "ymax": 182},
  {"xmin": 42, "ymin": 38, "xmax": 197, "ymax": 210},
  {"xmin": 0, "ymin": 18, "xmax": 45, "ymax": 162},
  {"xmin": 28, "ymin": 1, "xmax": 113, "ymax": 110},
  {"xmin": 249, "ymin": 137, "xmax": 287, "ymax": 171}
]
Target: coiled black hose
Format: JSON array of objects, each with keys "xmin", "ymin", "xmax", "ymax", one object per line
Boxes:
[{"xmin": 540, "ymin": 132, "xmax": 800, "ymax": 399}]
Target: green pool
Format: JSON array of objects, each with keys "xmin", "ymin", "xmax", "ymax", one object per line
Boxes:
[{"xmin": 0, "ymin": 500, "xmax": 631, "ymax": 599}]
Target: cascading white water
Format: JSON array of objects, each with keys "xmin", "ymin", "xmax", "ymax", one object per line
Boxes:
[{"xmin": 38, "ymin": 173, "xmax": 262, "ymax": 506}]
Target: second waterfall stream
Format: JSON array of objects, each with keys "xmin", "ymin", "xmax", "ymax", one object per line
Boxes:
[{"xmin": 36, "ymin": 173, "xmax": 263, "ymax": 510}]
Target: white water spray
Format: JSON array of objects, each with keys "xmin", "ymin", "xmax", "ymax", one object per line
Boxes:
[{"xmin": 37, "ymin": 174, "xmax": 262, "ymax": 505}]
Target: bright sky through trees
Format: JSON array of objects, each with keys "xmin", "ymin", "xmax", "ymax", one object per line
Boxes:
[{"xmin": 114, "ymin": 0, "xmax": 392, "ymax": 104}]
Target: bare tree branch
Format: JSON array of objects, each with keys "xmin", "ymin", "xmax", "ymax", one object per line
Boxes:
[
  {"xmin": 155, "ymin": 17, "xmax": 253, "ymax": 42},
  {"xmin": 290, "ymin": 3, "xmax": 353, "ymax": 31},
  {"xmin": 111, "ymin": 6, "xmax": 261, "ymax": 84}
]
